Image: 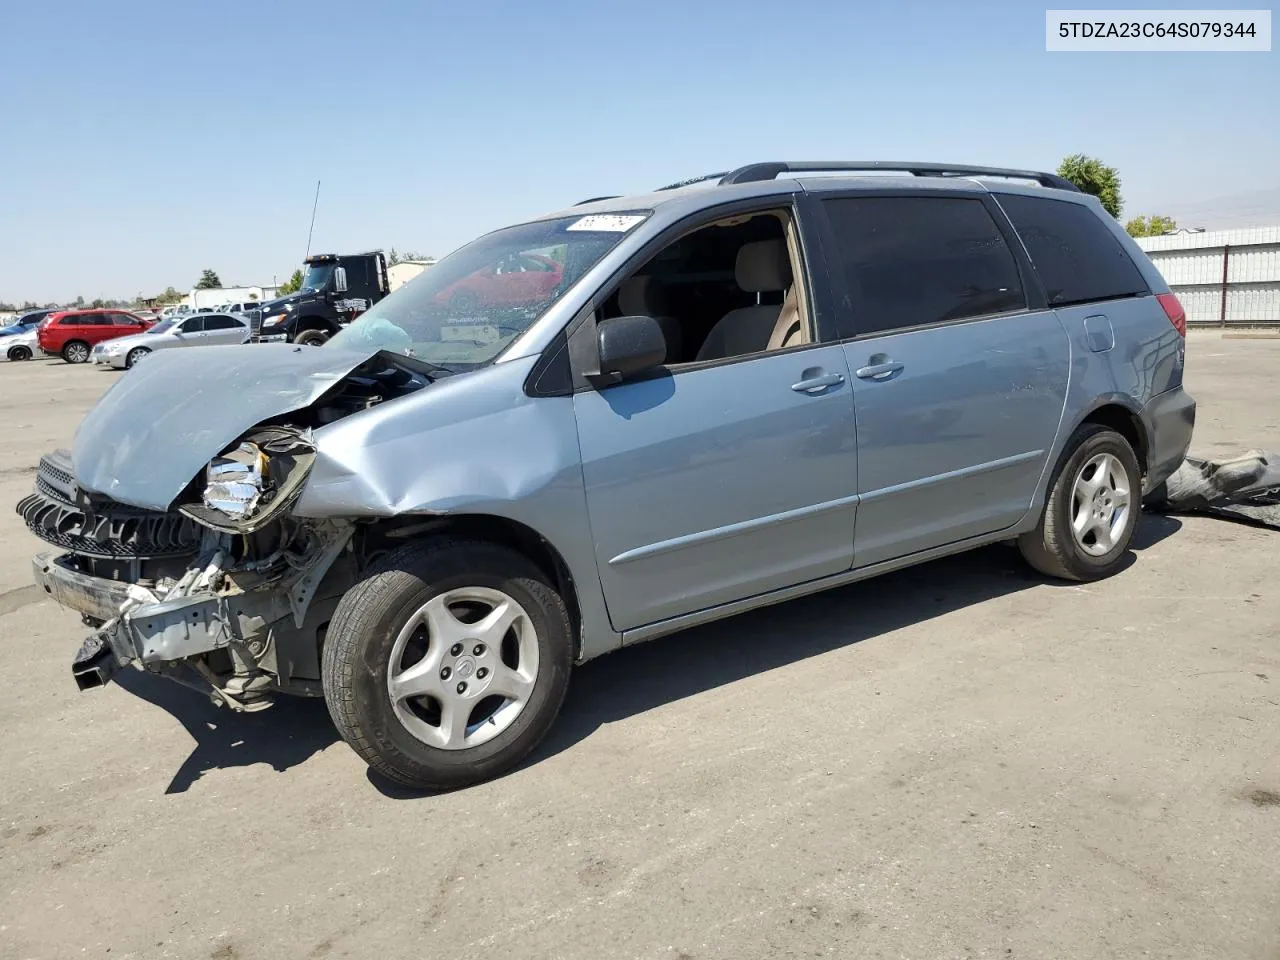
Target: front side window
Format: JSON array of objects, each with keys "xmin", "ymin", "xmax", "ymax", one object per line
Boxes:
[
  {"xmin": 301, "ymin": 262, "xmax": 335, "ymax": 292},
  {"xmin": 329, "ymin": 213, "xmax": 647, "ymax": 369},
  {"xmin": 179, "ymin": 317, "xmax": 205, "ymax": 333},
  {"xmin": 995, "ymin": 194, "xmax": 1149, "ymax": 307},
  {"xmin": 822, "ymin": 196, "xmax": 1026, "ymax": 336}
]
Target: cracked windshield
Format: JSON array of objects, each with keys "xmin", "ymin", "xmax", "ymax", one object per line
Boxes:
[{"xmin": 329, "ymin": 214, "xmax": 647, "ymax": 368}]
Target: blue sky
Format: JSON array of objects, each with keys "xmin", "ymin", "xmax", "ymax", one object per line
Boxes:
[{"xmin": 1, "ymin": 0, "xmax": 1276, "ymax": 303}]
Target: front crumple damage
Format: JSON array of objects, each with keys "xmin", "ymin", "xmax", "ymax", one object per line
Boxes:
[
  {"xmin": 64, "ymin": 519, "xmax": 355, "ymax": 706},
  {"xmin": 71, "ymin": 342, "xmax": 382, "ymax": 511},
  {"xmin": 280, "ymin": 352, "xmax": 581, "ymax": 520}
]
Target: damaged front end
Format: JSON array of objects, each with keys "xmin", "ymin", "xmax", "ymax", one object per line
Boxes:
[
  {"xmin": 20, "ymin": 347, "xmax": 433, "ymax": 710},
  {"xmin": 24, "ymin": 438, "xmax": 354, "ymax": 710}
]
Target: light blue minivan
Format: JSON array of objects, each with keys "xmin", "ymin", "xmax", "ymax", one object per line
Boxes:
[{"xmin": 22, "ymin": 161, "xmax": 1195, "ymax": 788}]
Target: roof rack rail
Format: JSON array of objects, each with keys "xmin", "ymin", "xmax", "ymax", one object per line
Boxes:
[
  {"xmin": 574, "ymin": 196, "xmax": 622, "ymax": 206},
  {"xmin": 718, "ymin": 161, "xmax": 1080, "ymax": 193},
  {"xmin": 655, "ymin": 172, "xmax": 729, "ymax": 191}
]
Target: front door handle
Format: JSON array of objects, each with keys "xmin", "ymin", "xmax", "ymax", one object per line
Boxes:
[
  {"xmin": 855, "ymin": 359, "xmax": 905, "ymax": 381},
  {"xmin": 791, "ymin": 371, "xmax": 846, "ymax": 393}
]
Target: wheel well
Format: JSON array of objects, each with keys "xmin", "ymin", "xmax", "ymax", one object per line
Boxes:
[
  {"xmin": 362, "ymin": 515, "xmax": 584, "ymax": 658},
  {"xmin": 1082, "ymin": 404, "xmax": 1148, "ymax": 472},
  {"xmin": 296, "ymin": 316, "xmax": 337, "ymax": 333}
]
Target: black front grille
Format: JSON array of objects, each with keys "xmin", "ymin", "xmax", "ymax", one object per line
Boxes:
[
  {"xmin": 37, "ymin": 450, "xmax": 77, "ymax": 500},
  {"xmin": 17, "ymin": 492, "xmax": 203, "ymax": 559}
]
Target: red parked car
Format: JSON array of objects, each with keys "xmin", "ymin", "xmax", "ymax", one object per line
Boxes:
[
  {"xmin": 433, "ymin": 253, "xmax": 564, "ymax": 312},
  {"xmin": 38, "ymin": 309, "xmax": 155, "ymax": 364}
]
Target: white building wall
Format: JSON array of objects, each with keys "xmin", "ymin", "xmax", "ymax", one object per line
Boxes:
[{"xmin": 1135, "ymin": 226, "xmax": 1280, "ymax": 325}]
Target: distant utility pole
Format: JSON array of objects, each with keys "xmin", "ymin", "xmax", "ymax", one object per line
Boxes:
[{"xmin": 304, "ymin": 179, "xmax": 321, "ymax": 260}]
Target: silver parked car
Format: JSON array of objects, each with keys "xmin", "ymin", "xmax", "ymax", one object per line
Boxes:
[
  {"xmin": 92, "ymin": 312, "xmax": 251, "ymax": 369},
  {"xmin": 19, "ymin": 160, "xmax": 1195, "ymax": 789}
]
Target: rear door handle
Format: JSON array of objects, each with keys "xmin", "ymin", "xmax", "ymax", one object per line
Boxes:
[
  {"xmin": 791, "ymin": 371, "xmax": 846, "ymax": 393},
  {"xmin": 855, "ymin": 360, "xmax": 905, "ymax": 381}
]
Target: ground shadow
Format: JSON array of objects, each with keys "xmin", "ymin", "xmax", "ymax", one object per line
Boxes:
[
  {"xmin": 115, "ymin": 668, "xmax": 337, "ymax": 794},
  {"xmin": 370, "ymin": 515, "xmax": 1181, "ymax": 798},
  {"xmin": 99, "ymin": 516, "xmax": 1184, "ymax": 797}
]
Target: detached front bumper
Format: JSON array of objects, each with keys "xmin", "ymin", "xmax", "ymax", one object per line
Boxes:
[{"xmin": 33, "ymin": 550, "xmax": 274, "ymax": 688}]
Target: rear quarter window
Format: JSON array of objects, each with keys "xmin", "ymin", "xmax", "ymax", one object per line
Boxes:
[
  {"xmin": 821, "ymin": 196, "xmax": 1027, "ymax": 335},
  {"xmin": 995, "ymin": 194, "xmax": 1149, "ymax": 307}
]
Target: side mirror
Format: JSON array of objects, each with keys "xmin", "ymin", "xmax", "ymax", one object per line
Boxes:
[
  {"xmin": 597, "ymin": 315, "xmax": 667, "ymax": 379},
  {"xmin": 333, "ymin": 267, "xmax": 348, "ymax": 293}
]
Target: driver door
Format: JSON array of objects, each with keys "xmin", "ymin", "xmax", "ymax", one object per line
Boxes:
[{"xmin": 571, "ymin": 203, "xmax": 859, "ymax": 633}]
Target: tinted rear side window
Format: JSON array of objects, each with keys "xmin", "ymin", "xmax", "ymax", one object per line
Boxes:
[
  {"xmin": 822, "ymin": 197, "xmax": 1025, "ymax": 335},
  {"xmin": 995, "ymin": 194, "xmax": 1149, "ymax": 307},
  {"xmin": 204, "ymin": 315, "xmax": 243, "ymax": 330}
]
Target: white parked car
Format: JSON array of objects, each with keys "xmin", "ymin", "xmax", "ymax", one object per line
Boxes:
[
  {"xmin": 92, "ymin": 313, "xmax": 251, "ymax": 369},
  {"xmin": 3, "ymin": 327, "xmax": 42, "ymax": 362}
]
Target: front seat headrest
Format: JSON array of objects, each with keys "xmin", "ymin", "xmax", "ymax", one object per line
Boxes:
[{"xmin": 735, "ymin": 239, "xmax": 792, "ymax": 293}]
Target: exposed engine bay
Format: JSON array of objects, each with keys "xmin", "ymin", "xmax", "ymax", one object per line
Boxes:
[{"xmin": 20, "ymin": 351, "xmax": 437, "ymax": 710}]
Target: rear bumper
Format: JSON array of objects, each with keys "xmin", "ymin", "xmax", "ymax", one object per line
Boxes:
[{"xmin": 1141, "ymin": 386, "xmax": 1197, "ymax": 494}]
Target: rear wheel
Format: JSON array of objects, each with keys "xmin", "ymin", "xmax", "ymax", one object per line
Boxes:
[
  {"xmin": 61, "ymin": 341, "xmax": 90, "ymax": 364},
  {"xmin": 125, "ymin": 346, "xmax": 150, "ymax": 369},
  {"xmin": 7, "ymin": 344, "xmax": 32, "ymax": 361},
  {"xmin": 322, "ymin": 538, "xmax": 574, "ymax": 790},
  {"xmin": 294, "ymin": 329, "xmax": 329, "ymax": 347},
  {"xmin": 1018, "ymin": 424, "xmax": 1141, "ymax": 581}
]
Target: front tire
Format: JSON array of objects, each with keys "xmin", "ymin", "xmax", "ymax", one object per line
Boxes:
[
  {"xmin": 61, "ymin": 341, "xmax": 90, "ymax": 364},
  {"xmin": 322, "ymin": 538, "xmax": 574, "ymax": 790},
  {"xmin": 294, "ymin": 329, "xmax": 329, "ymax": 347},
  {"xmin": 1018, "ymin": 424, "xmax": 1141, "ymax": 581},
  {"xmin": 125, "ymin": 346, "xmax": 150, "ymax": 369},
  {"xmin": 7, "ymin": 345, "xmax": 32, "ymax": 361}
]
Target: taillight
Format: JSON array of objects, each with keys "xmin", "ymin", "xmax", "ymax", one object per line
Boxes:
[{"xmin": 1157, "ymin": 293, "xmax": 1186, "ymax": 337}]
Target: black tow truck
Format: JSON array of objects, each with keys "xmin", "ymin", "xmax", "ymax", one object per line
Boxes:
[{"xmin": 254, "ymin": 251, "xmax": 390, "ymax": 345}]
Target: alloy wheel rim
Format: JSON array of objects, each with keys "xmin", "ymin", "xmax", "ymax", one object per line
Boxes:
[
  {"xmin": 386, "ymin": 587, "xmax": 539, "ymax": 751},
  {"xmin": 1070, "ymin": 451, "xmax": 1131, "ymax": 556},
  {"xmin": 68, "ymin": 344, "xmax": 88, "ymax": 362}
]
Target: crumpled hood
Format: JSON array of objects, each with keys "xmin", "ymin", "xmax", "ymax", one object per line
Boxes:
[{"xmin": 72, "ymin": 343, "xmax": 378, "ymax": 511}]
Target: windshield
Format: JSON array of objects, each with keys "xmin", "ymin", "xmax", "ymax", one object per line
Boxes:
[
  {"xmin": 302, "ymin": 263, "xmax": 335, "ymax": 292},
  {"xmin": 328, "ymin": 213, "xmax": 647, "ymax": 368},
  {"xmin": 148, "ymin": 319, "xmax": 177, "ymax": 334}
]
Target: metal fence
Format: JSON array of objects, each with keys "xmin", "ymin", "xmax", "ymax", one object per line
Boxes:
[{"xmin": 1135, "ymin": 226, "xmax": 1280, "ymax": 327}]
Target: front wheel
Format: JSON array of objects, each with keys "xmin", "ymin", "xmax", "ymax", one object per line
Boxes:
[
  {"xmin": 294, "ymin": 329, "xmax": 329, "ymax": 347},
  {"xmin": 125, "ymin": 346, "xmax": 150, "ymax": 369},
  {"xmin": 6, "ymin": 344, "xmax": 32, "ymax": 362},
  {"xmin": 61, "ymin": 341, "xmax": 90, "ymax": 364},
  {"xmin": 1018, "ymin": 424, "xmax": 1141, "ymax": 581},
  {"xmin": 322, "ymin": 538, "xmax": 574, "ymax": 790}
]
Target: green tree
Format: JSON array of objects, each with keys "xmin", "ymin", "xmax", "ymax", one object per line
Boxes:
[
  {"xmin": 1057, "ymin": 154, "xmax": 1123, "ymax": 218},
  {"xmin": 195, "ymin": 269, "xmax": 222, "ymax": 289},
  {"xmin": 1125, "ymin": 214, "xmax": 1178, "ymax": 237},
  {"xmin": 278, "ymin": 269, "xmax": 304, "ymax": 295},
  {"xmin": 74, "ymin": 295, "xmax": 86, "ymax": 308},
  {"xmin": 387, "ymin": 247, "xmax": 402, "ymax": 266}
]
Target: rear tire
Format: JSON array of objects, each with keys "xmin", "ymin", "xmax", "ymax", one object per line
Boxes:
[
  {"xmin": 7, "ymin": 345, "xmax": 32, "ymax": 361},
  {"xmin": 61, "ymin": 341, "xmax": 90, "ymax": 364},
  {"xmin": 1018, "ymin": 424, "xmax": 1141, "ymax": 581},
  {"xmin": 322, "ymin": 538, "xmax": 574, "ymax": 791},
  {"xmin": 295, "ymin": 329, "xmax": 329, "ymax": 347}
]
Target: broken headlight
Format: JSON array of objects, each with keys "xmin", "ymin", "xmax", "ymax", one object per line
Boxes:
[{"xmin": 203, "ymin": 442, "xmax": 268, "ymax": 519}]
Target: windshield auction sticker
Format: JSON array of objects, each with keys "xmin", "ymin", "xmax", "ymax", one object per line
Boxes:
[{"xmin": 566, "ymin": 214, "xmax": 648, "ymax": 232}]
